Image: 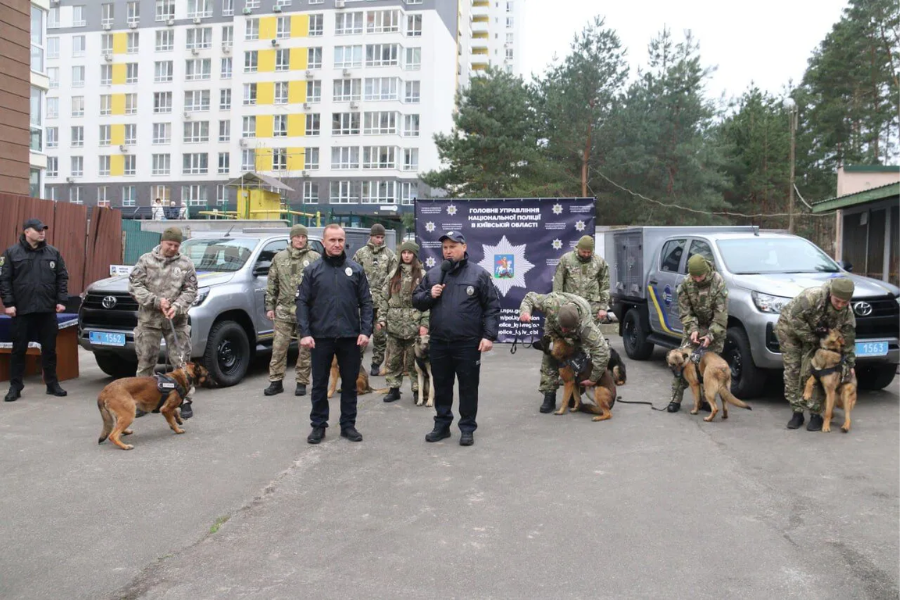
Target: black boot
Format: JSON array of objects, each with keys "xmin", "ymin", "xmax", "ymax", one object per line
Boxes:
[
  {"xmin": 787, "ymin": 412, "xmax": 805, "ymax": 429},
  {"xmin": 180, "ymin": 400, "xmax": 193, "ymax": 419},
  {"xmin": 307, "ymin": 426, "xmax": 326, "ymax": 444},
  {"xmin": 425, "ymin": 426, "xmax": 451, "ymax": 443},
  {"xmin": 264, "ymin": 381, "xmax": 284, "ymax": 396},
  {"xmin": 806, "ymin": 413, "xmax": 823, "ymax": 432},
  {"xmin": 667, "ymin": 401, "xmax": 681, "ymax": 413},
  {"xmin": 295, "ymin": 383, "xmax": 307, "ymax": 396},
  {"xmin": 699, "ymin": 401, "xmax": 712, "ymax": 412},
  {"xmin": 383, "ymin": 387, "xmax": 401, "ymax": 403},
  {"xmin": 4, "ymin": 388, "xmax": 21, "ymax": 402},
  {"xmin": 540, "ymin": 392, "xmax": 556, "ymax": 414},
  {"xmin": 46, "ymin": 382, "xmax": 67, "ymax": 397},
  {"xmin": 340, "ymin": 426, "xmax": 363, "ymax": 442}
]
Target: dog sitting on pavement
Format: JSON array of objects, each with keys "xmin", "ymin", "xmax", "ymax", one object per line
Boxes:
[
  {"xmin": 327, "ymin": 356, "xmax": 387, "ymax": 398},
  {"xmin": 97, "ymin": 363, "xmax": 208, "ymax": 450},
  {"xmin": 551, "ymin": 338, "xmax": 622, "ymax": 421},
  {"xmin": 802, "ymin": 329, "xmax": 857, "ymax": 433},
  {"xmin": 666, "ymin": 347, "xmax": 751, "ymax": 421},
  {"xmin": 414, "ymin": 334, "xmax": 434, "ymax": 407}
]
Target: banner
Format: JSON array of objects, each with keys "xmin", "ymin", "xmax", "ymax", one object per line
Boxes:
[{"xmin": 415, "ymin": 198, "xmax": 596, "ymax": 343}]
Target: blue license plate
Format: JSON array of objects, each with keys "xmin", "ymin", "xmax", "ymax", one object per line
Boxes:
[
  {"xmin": 856, "ymin": 341, "xmax": 888, "ymax": 357},
  {"xmin": 89, "ymin": 331, "xmax": 126, "ymax": 347}
]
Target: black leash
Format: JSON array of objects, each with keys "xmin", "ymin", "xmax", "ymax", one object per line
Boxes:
[
  {"xmin": 510, "ymin": 323, "xmax": 536, "ymax": 354},
  {"xmin": 617, "ymin": 398, "xmax": 669, "ymax": 411}
]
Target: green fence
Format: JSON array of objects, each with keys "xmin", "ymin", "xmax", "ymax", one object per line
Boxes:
[{"xmin": 122, "ymin": 220, "xmax": 161, "ymax": 266}]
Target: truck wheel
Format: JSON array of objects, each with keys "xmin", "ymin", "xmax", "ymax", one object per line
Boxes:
[
  {"xmin": 203, "ymin": 320, "xmax": 250, "ymax": 387},
  {"xmin": 94, "ymin": 353, "xmax": 137, "ymax": 378},
  {"xmin": 723, "ymin": 327, "xmax": 766, "ymax": 399},
  {"xmin": 856, "ymin": 364, "xmax": 897, "ymax": 391},
  {"xmin": 622, "ymin": 308, "xmax": 654, "ymax": 360}
]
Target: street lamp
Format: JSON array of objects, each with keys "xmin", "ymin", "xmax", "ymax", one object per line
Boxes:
[{"xmin": 784, "ymin": 97, "xmax": 798, "ymax": 233}]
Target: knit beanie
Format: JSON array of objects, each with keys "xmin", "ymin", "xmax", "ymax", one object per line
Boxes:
[
  {"xmin": 687, "ymin": 255, "xmax": 711, "ymax": 277},
  {"xmin": 576, "ymin": 235, "xmax": 594, "ymax": 251},
  {"xmin": 290, "ymin": 224, "xmax": 308, "ymax": 238},
  {"xmin": 831, "ymin": 277, "xmax": 855, "ymax": 301},
  {"xmin": 370, "ymin": 223, "xmax": 386, "ymax": 236},
  {"xmin": 399, "ymin": 241, "xmax": 419, "ymax": 257},
  {"xmin": 161, "ymin": 227, "xmax": 183, "ymax": 243},
  {"xmin": 558, "ymin": 304, "xmax": 580, "ymax": 329}
]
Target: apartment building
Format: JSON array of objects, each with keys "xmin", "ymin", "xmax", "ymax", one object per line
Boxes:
[
  {"xmin": 457, "ymin": 0, "xmax": 523, "ymax": 88},
  {"xmin": 42, "ymin": 0, "xmax": 461, "ymax": 220}
]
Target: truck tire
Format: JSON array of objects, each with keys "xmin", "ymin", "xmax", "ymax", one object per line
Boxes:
[
  {"xmin": 723, "ymin": 326, "xmax": 766, "ymax": 399},
  {"xmin": 622, "ymin": 308, "xmax": 654, "ymax": 360},
  {"xmin": 203, "ymin": 320, "xmax": 250, "ymax": 387},
  {"xmin": 94, "ymin": 353, "xmax": 137, "ymax": 378},
  {"xmin": 856, "ymin": 364, "xmax": 897, "ymax": 391}
]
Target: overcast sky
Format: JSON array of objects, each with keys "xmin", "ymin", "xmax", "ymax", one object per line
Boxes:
[{"xmin": 520, "ymin": 0, "xmax": 850, "ymax": 103}]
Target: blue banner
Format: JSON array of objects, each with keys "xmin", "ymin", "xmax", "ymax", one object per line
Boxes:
[{"xmin": 415, "ymin": 198, "xmax": 596, "ymax": 343}]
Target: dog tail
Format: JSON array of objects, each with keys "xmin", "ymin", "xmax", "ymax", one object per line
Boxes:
[
  {"xmin": 97, "ymin": 396, "xmax": 114, "ymax": 444},
  {"xmin": 720, "ymin": 385, "xmax": 751, "ymax": 410}
]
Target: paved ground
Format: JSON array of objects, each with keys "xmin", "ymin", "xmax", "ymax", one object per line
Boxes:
[{"xmin": 1, "ymin": 339, "xmax": 897, "ymax": 600}]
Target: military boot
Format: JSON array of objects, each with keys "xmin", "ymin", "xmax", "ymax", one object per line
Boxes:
[
  {"xmin": 806, "ymin": 413, "xmax": 823, "ymax": 431},
  {"xmin": 540, "ymin": 392, "xmax": 556, "ymax": 414},
  {"xmin": 264, "ymin": 381, "xmax": 284, "ymax": 396},
  {"xmin": 787, "ymin": 412, "xmax": 805, "ymax": 429},
  {"xmin": 667, "ymin": 401, "xmax": 681, "ymax": 413},
  {"xmin": 383, "ymin": 387, "xmax": 401, "ymax": 403}
]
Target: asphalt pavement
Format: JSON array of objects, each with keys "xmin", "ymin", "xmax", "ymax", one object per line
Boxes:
[{"xmin": 0, "ymin": 339, "xmax": 897, "ymax": 600}]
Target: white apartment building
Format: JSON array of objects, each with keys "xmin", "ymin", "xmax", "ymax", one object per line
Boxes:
[
  {"xmin": 457, "ymin": 0, "xmax": 523, "ymax": 88},
  {"xmin": 31, "ymin": 0, "xmax": 50, "ymax": 197},
  {"xmin": 42, "ymin": 0, "xmax": 468, "ymax": 222}
]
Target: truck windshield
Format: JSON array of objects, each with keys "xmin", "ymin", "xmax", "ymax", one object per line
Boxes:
[
  {"xmin": 180, "ymin": 238, "xmax": 259, "ymax": 273},
  {"xmin": 716, "ymin": 238, "xmax": 840, "ymax": 274}
]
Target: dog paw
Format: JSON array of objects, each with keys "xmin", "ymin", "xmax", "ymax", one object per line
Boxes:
[
  {"xmin": 690, "ymin": 409, "xmax": 699, "ymax": 415},
  {"xmin": 122, "ymin": 429, "xmax": 134, "ymax": 436},
  {"xmin": 703, "ymin": 415, "xmax": 714, "ymax": 422},
  {"xmin": 841, "ymin": 425, "xmax": 850, "ymax": 433},
  {"xmin": 822, "ymin": 425, "xmax": 831, "ymax": 433},
  {"xmin": 122, "ymin": 444, "xmax": 133, "ymax": 450},
  {"xmin": 426, "ymin": 402, "xmax": 434, "ymax": 408},
  {"xmin": 173, "ymin": 428, "xmax": 185, "ymax": 434}
]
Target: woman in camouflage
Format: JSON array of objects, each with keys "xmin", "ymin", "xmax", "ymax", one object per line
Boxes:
[{"xmin": 378, "ymin": 241, "xmax": 429, "ymax": 403}]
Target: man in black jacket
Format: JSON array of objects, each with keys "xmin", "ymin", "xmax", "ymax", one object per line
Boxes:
[
  {"xmin": 0, "ymin": 219, "xmax": 69, "ymax": 402},
  {"xmin": 412, "ymin": 231, "xmax": 500, "ymax": 446},
  {"xmin": 296, "ymin": 224, "xmax": 373, "ymax": 444}
]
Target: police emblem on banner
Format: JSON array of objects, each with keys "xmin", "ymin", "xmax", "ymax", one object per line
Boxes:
[
  {"xmin": 466, "ymin": 286, "xmax": 474, "ymax": 296},
  {"xmin": 345, "ymin": 267, "xmax": 353, "ymax": 276}
]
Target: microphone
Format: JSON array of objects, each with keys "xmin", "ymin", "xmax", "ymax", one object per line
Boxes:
[{"xmin": 439, "ymin": 259, "xmax": 453, "ymax": 285}]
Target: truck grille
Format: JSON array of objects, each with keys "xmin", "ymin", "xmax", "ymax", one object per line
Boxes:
[
  {"xmin": 854, "ymin": 296, "xmax": 899, "ymax": 339},
  {"xmin": 80, "ymin": 292, "xmax": 138, "ymax": 330}
]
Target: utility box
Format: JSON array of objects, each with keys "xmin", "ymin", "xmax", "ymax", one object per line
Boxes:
[{"xmin": 236, "ymin": 187, "xmax": 283, "ymax": 220}]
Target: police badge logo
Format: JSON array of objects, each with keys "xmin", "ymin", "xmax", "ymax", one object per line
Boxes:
[
  {"xmin": 345, "ymin": 267, "xmax": 353, "ymax": 276},
  {"xmin": 303, "ymin": 260, "xmax": 309, "ymax": 267},
  {"xmin": 49, "ymin": 261, "xmax": 55, "ymax": 269},
  {"xmin": 466, "ymin": 286, "xmax": 474, "ymax": 296}
]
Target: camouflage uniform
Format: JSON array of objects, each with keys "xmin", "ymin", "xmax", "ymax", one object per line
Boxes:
[
  {"xmin": 128, "ymin": 246, "xmax": 198, "ymax": 377},
  {"xmin": 775, "ymin": 282, "xmax": 856, "ymax": 414},
  {"xmin": 671, "ymin": 266, "xmax": 729, "ymax": 404},
  {"xmin": 379, "ymin": 263, "xmax": 429, "ymax": 393},
  {"xmin": 265, "ymin": 245, "xmax": 321, "ymax": 384},
  {"xmin": 519, "ymin": 292, "xmax": 610, "ymax": 393},
  {"xmin": 353, "ymin": 241, "xmax": 396, "ymax": 366},
  {"xmin": 553, "ymin": 250, "xmax": 610, "ymax": 325}
]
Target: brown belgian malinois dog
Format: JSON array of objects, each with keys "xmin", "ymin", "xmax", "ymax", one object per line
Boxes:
[
  {"xmin": 666, "ymin": 348, "xmax": 751, "ymax": 422},
  {"xmin": 327, "ymin": 356, "xmax": 387, "ymax": 398},
  {"xmin": 802, "ymin": 329, "xmax": 857, "ymax": 433},
  {"xmin": 551, "ymin": 338, "xmax": 624, "ymax": 422},
  {"xmin": 97, "ymin": 363, "xmax": 208, "ymax": 450}
]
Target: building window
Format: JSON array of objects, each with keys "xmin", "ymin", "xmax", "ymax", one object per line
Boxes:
[
  {"xmin": 243, "ymin": 83, "xmax": 257, "ymax": 105},
  {"xmin": 97, "ymin": 186, "xmax": 109, "ymax": 207},
  {"xmin": 217, "ymin": 152, "xmax": 230, "ymax": 174},
  {"xmin": 507, "ymin": 16, "xmax": 514, "ymax": 28},
  {"xmin": 156, "ymin": 30, "xmax": 174, "ymax": 51},
  {"xmin": 244, "ymin": 51, "xmax": 258, "ymax": 73},
  {"xmin": 307, "ymin": 47, "xmax": 322, "ymax": 69},
  {"xmin": 48, "ymin": 7, "xmax": 59, "ymax": 29},
  {"xmin": 100, "ymin": 64, "xmax": 112, "ymax": 86},
  {"xmin": 222, "ymin": 25, "xmax": 234, "ymax": 45},
  {"xmin": 220, "ymin": 89, "xmax": 232, "ymax": 109},
  {"xmin": 185, "ymin": 59, "xmax": 211, "ymax": 81},
  {"xmin": 334, "ymin": 45, "xmax": 363, "ymax": 68},
  {"xmin": 245, "ymin": 0, "xmax": 260, "ymax": 8},
  {"xmin": 125, "ymin": 93, "xmax": 138, "ymax": 115},
  {"xmin": 127, "ymin": 1, "xmax": 140, "ymax": 25},
  {"xmin": 183, "ymin": 153, "xmax": 209, "ymax": 175},
  {"xmin": 47, "ymin": 157, "xmax": 58, "ymax": 177},
  {"xmin": 99, "ymin": 156, "xmax": 111, "ymax": 177},
  {"xmin": 155, "ymin": 61, "xmax": 173, "ymax": 82},
  {"xmin": 70, "ymin": 187, "xmax": 83, "ymax": 205},
  {"xmin": 219, "ymin": 120, "xmax": 230, "ymax": 142},
  {"xmin": 272, "ymin": 148, "xmax": 287, "ymax": 171},
  {"xmin": 403, "ymin": 148, "xmax": 418, "ymax": 171},
  {"xmin": 305, "ymin": 114, "xmax": 320, "ymax": 136},
  {"xmin": 127, "ymin": 32, "xmax": 139, "ymax": 54},
  {"xmin": 361, "ymin": 180, "xmax": 396, "ymax": 204},
  {"xmin": 222, "ymin": 0, "xmax": 234, "ymax": 17},
  {"xmin": 276, "ymin": 16, "xmax": 291, "ymax": 38},
  {"xmin": 151, "ymin": 184, "xmax": 170, "ymax": 203},
  {"xmin": 99, "ymin": 95, "xmax": 111, "ymax": 116},
  {"xmin": 100, "ymin": 4, "xmax": 113, "ymax": 27},
  {"xmin": 333, "ymin": 79, "xmax": 361, "ymax": 102},
  {"xmin": 399, "ymin": 181, "xmax": 418, "ymax": 205},
  {"xmin": 47, "ymin": 187, "xmax": 57, "ymax": 201},
  {"xmin": 363, "ymin": 111, "xmax": 397, "ymax": 135},
  {"xmin": 242, "ymin": 116, "xmax": 256, "ymax": 137},
  {"xmin": 188, "ymin": 0, "xmax": 213, "ymax": 19},
  {"xmin": 47, "ymin": 98, "xmax": 59, "ymax": 119},
  {"xmin": 152, "ymin": 154, "xmax": 171, "ymax": 176},
  {"xmin": 365, "ymin": 44, "xmax": 399, "ymax": 68},
  {"xmin": 46, "ymin": 127, "xmax": 58, "ymax": 149},
  {"xmin": 182, "ymin": 185, "xmax": 208, "ymax": 206},
  {"xmin": 404, "ymin": 81, "xmax": 421, "ymax": 103},
  {"xmin": 330, "ymin": 181, "xmax": 358, "ymax": 204},
  {"xmin": 156, "ymin": 0, "xmax": 175, "ymax": 22},
  {"xmin": 216, "ymin": 184, "xmax": 229, "ymax": 204},
  {"xmin": 241, "ymin": 149, "xmax": 255, "ymax": 171},
  {"xmin": 364, "ymin": 77, "xmax": 399, "ymax": 101},
  {"xmin": 30, "ymin": 87, "xmax": 43, "ymax": 152},
  {"xmin": 71, "ymin": 97, "xmax": 85, "ymax": 117},
  {"xmin": 406, "ymin": 14, "xmax": 422, "ymax": 37},
  {"xmin": 154, "ymin": 92, "xmax": 173, "ymax": 113},
  {"xmin": 403, "ymin": 114, "xmax": 419, "ymax": 137},
  {"xmin": 47, "ymin": 37, "xmax": 58, "ymax": 60},
  {"xmin": 72, "ymin": 66, "xmax": 85, "ymax": 88},
  {"xmin": 72, "ymin": 35, "xmax": 86, "ymax": 58},
  {"xmin": 184, "ymin": 90, "xmax": 211, "ymax": 111},
  {"xmin": 506, "ymin": 47, "xmax": 514, "ymax": 60},
  {"xmin": 367, "ymin": 10, "xmax": 399, "ymax": 34},
  {"xmin": 274, "ymin": 115, "xmax": 287, "ymax": 137},
  {"xmin": 71, "ymin": 126, "xmax": 84, "ymax": 147},
  {"xmin": 245, "ymin": 19, "xmax": 259, "ymax": 40},
  {"xmin": 126, "ymin": 63, "xmax": 139, "ymax": 84},
  {"xmin": 153, "ymin": 123, "xmax": 171, "ymax": 144},
  {"xmin": 123, "ymin": 155, "xmax": 136, "ymax": 176},
  {"xmin": 187, "ymin": 27, "xmax": 213, "ymax": 50},
  {"xmin": 101, "ymin": 33, "xmax": 114, "ymax": 53},
  {"xmin": 306, "ymin": 80, "xmax": 322, "ymax": 103},
  {"xmin": 275, "ymin": 81, "xmax": 288, "ymax": 104},
  {"xmin": 184, "ymin": 121, "xmax": 210, "ymax": 143},
  {"xmin": 331, "ymin": 146, "xmax": 360, "ymax": 169},
  {"xmin": 362, "ymin": 146, "xmax": 396, "ymax": 169},
  {"xmin": 221, "ymin": 56, "xmax": 233, "ymax": 79},
  {"xmin": 308, "ymin": 14, "xmax": 323, "ymax": 36},
  {"xmin": 122, "ymin": 186, "xmax": 136, "ymax": 207},
  {"xmin": 335, "ymin": 12, "xmax": 363, "ymax": 35},
  {"xmin": 404, "ymin": 47, "xmax": 421, "ymax": 70},
  {"xmin": 29, "ymin": 168, "xmax": 41, "ymax": 198},
  {"xmin": 276, "ymin": 49, "xmax": 290, "ymax": 71},
  {"xmin": 304, "ymin": 148, "xmax": 319, "ymax": 170},
  {"xmin": 302, "ymin": 181, "xmax": 318, "ymax": 204},
  {"xmin": 332, "ymin": 112, "xmax": 360, "ymax": 136},
  {"xmin": 99, "ymin": 125, "xmax": 111, "ymax": 146},
  {"xmin": 71, "ymin": 156, "xmax": 83, "ymax": 177}
]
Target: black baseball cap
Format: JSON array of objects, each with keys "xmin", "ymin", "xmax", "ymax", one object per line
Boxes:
[
  {"xmin": 23, "ymin": 218, "xmax": 48, "ymax": 231},
  {"xmin": 439, "ymin": 231, "xmax": 466, "ymax": 244}
]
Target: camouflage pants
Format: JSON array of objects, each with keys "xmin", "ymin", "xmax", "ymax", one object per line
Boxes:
[
  {"xmin": 359, "ymin": 309, "xmax": 387, "ymax": 366},
  {"xmin": 539, "ymin": 338, "xmax": 611, "ymax": 394},
  {"xmin": 268, "ymin": 319, "xmax": 311, "ymax": 384},
  {"xmin": 385, "ymin": 335, "xmax": 417, "ymax": 392},
  {"xmin": 135, "ymin": 322, "xmax": 192, "ymax": 378},
  {"xmin": 775, "ymin": 323, "xmax": 822, "ymax": 413},
  {"xmin": 670, "ymin": 334, "xmax": 724, "ymax": 404}
]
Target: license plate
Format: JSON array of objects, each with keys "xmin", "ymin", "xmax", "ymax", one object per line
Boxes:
[
  {"xmin": 856, "ymin": 341, "xmax": 888, "ymax": 357},
  {"xmin": 89, "ymin": 331, "xmax": 126, "ymax": 347}
]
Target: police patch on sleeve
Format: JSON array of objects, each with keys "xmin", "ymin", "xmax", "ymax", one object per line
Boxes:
[
  {"xmin": 303, "ymin": 260, "xmax": 309, "ymax": 267},
  {"xmin": 0, "ymin": 256, "xmax": 6, "ymax": 266},
  {"xmin": 466, "ymin": 286, "xmax": 475, "ymax": 296},
  {"xmin": 49, "ymin": 261, "xmax": 55, "ymax": 269},
  {"xmin": 187, "ymin": 273, "xmax": 197, "ymax": 285},
  {"xmin": 345, "ymin": 267, "xmax": 353, "ymax": 276}
]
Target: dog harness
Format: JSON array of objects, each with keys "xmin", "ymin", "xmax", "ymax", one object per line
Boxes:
[
  {"xmin": 561, "ymin": 350, "xmax": 590, "ymax": 375},
  {"xmin": 153, "ymin": 373, "xmax": 190, "ymax": 413},
  {"xmin": 671, "ymin": 347, "xmax": 706, "ymax": 384},
  {"xmin": 810, "ymin": 355, "xmax": 845, "ymax": 380}
]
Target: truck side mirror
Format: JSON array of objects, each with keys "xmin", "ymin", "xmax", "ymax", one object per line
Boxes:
[
  {"xmin": 253, "ymin": 260, "xmax": 272, "ymax": 277},
  {"xmin": 838, "ymin": 260, "xmax": 853, "ymax": 272}
]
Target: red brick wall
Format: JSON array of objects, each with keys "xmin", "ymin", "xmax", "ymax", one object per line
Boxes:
[{"xmin": 0, "ymin": 0, "xmax": 31, "ymax": 196}]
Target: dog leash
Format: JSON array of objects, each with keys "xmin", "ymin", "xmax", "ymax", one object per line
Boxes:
[
  {"xmin": 510, "ymin": 322, "xmax": 536, "ymax": 354},
  {"xmin": 616, "ymin": 398, "xmax": 669, "ymax": 411}
]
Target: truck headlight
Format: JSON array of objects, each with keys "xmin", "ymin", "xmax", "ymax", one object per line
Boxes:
[
  {"xmin": 752, "ymin": 291, "xmax": 791, "ymax": 314},
  {"xmin": 193, "ymin": 287, "xmax": 210, "ymax": 306}
]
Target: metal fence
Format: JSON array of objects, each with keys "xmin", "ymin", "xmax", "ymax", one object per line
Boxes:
[{"xmin": 122, "ymin": 220, "xmax": 161, "ymax": 266}]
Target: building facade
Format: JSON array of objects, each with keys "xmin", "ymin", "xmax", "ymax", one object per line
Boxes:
[
  {"xmin": 42, "ymin": 0, "xmax": 486, "ymax": 222},
  {"xmin": 457, "ymin": 0, "xmax": 522, "ymax": 87}
]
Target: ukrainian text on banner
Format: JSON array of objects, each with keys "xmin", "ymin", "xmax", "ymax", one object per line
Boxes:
[{"xmin": 415, "ymin": 198, "xmax": 596, "ymax": 343}]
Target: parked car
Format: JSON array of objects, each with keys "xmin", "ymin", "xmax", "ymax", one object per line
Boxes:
[
  {"xmin": 606, "ymin": 226, "xmax": 900, "ymax": 398},
  {"xmin": 78, "ymin": 230, "xmax": 323, "ymax": 386}
]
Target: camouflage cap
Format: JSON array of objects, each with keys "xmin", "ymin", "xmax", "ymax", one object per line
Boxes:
[
  {"xmin": 399, "ymin": 240, "xmax": 419, "ymax": 257},
  {"xmin": 370, "ymin": 223, "xmax": 386, "ymax": 236},
  {"xmin": 558, "ymin": 303, "xmax": 580, "ymax": 329},
  {"xmin": 688, "ymin": 255, "xmax": 711, "ymax": 277},
  {"xmin": 161, "ymin": 227, "xmax": 183, "ymax": 243},
  {"xmin": 290, "ymin": 224, "xmax": 308, "ymax": 238},
  {"xmin": 831, "ymin": 277, "xmax": 854, "ymax": 301},
  {"xmin": 576, "ymin": 235, "xmax": 594, "ymax": 251}
]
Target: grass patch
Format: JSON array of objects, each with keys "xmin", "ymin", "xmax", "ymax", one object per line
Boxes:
[{"xmin": 209, "ymin": 515, "xmax": 230, "ymax": 534}]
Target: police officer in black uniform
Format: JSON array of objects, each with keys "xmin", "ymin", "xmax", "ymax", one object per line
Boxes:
[
  {"xmin": 413, "ymin": 231, "xmax": 500, "ymax": 447},
  {"xmin": 297, "ymin": 224, "xmax": 374, "ymax": 445},
  {"xmin": 0, "ymin": 219, "xmax": 69, "ymax": 402}
]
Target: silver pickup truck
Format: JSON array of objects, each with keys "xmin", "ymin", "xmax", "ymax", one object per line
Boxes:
[
  {"xmin": 78, "ymin": 230, "xmax": 323, "ymax": 386},
  {"xmin": 607, "ymin": 226, "xmax": 900, "ymax": 398}
]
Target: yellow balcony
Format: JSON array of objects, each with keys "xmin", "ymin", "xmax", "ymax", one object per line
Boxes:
[
  {"xmin": 472, "ymin": 0, "xmax": 489, "ymax": 6},
  {"xmin": 471, "ymin": 46, "xmax": 488, "ymax": 55}
]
